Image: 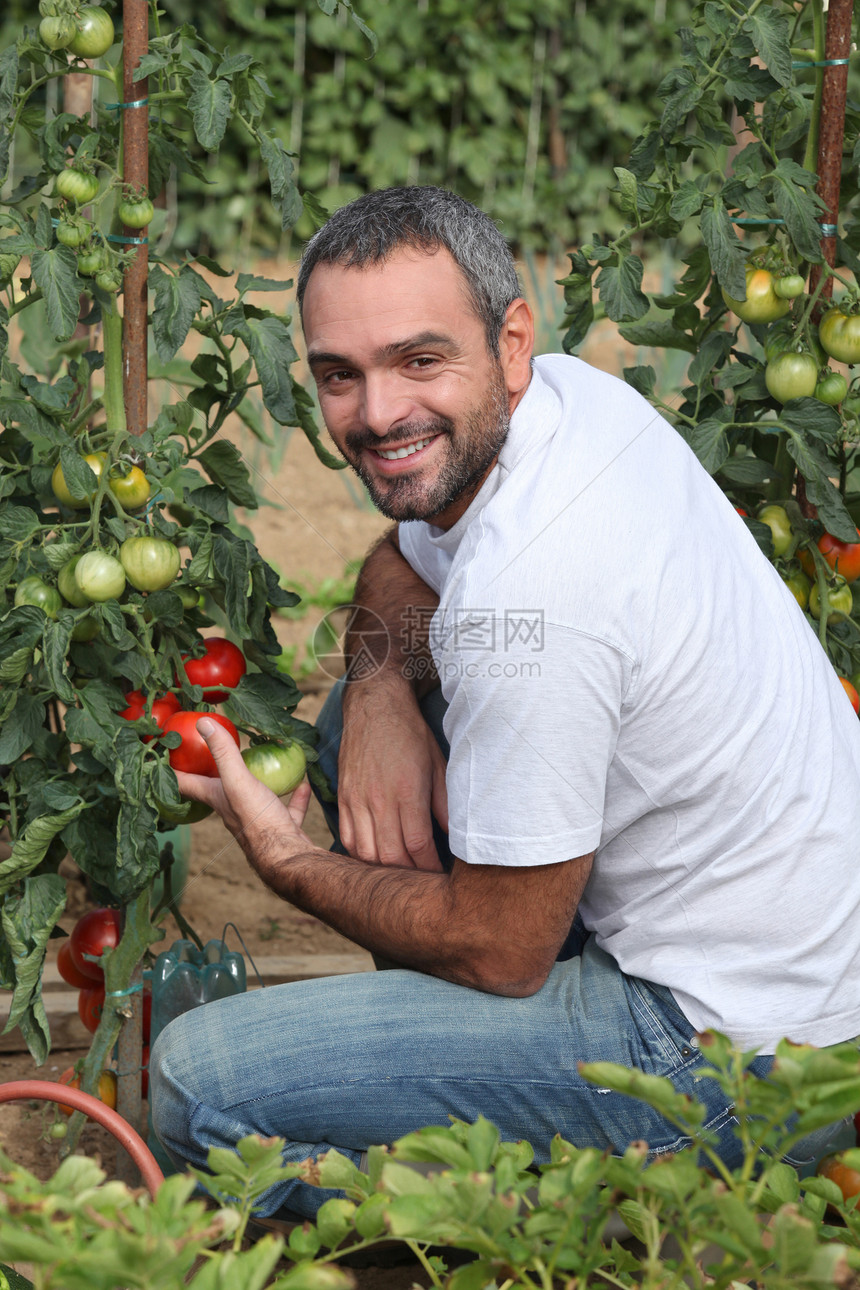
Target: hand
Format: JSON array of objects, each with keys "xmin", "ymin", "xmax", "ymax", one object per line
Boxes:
[
  {"xmin": 174, "ymin": 718, "xmax": 316, "ymax": 868},
  {"xmin": 337, "ymin": 682, "xmax": 448, "ymax": 871}
]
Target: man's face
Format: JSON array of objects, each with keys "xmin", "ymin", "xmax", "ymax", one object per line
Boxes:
[{"xmin": 303, "ymin": 248, "xmax": 529, "ymax": 528}]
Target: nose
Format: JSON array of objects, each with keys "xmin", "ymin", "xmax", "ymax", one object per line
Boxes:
[{"xmin": 361, "ymin": 372, "xmax": 414, "ymax": 439}]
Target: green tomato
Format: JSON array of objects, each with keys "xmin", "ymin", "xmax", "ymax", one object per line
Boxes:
[
  {"xmin": 781, "ymin": 568, "xmax": 812, "ymax": 610},
  {"xmin": 118, "ymin": 194, "xmax": 155, "ymax": 229},
  {"xmin": 74, "ymin": 551, "xmax": 126, "ymax": 602},
  {"xmin": 119, "ymin": 536, "xmax": 181, "ymax": 591},
  {"xmin": 95, "ymin": 268, "xmax": 123, "ymax": 293},
  {"xmin": 109, "ymin": 465, "xmax": 150, "ymax": 509},
  {"xmin": 71, "ymin": 614, "xmax": 100, "ymax": 642},
  {"xmin": 14, "ymin": 576, "xmax": 62, "ymax": 618},
  {"xmin": 40, "ymin": 14, "xmax": 76, "ymax": 48},
  {"xmin": 155, "ymin": 796, "xmax": 213, "ymax": 825},
  {"xmin": 55, "ymin": 168, "xmax": 99, "ymax": 204},
  {"xmin": 815, "ymin": 370, "xmax": 849, "ymax": 406},
  {"xmin": 242, "ymin": 742, "xmax": 307, "ymax": 796},
  {"xmin": 765, "ymin": 351, "xmax": 819, "ymax": 404},
  {"xmin": 819, "ymin": 308, "xmax": 860, "ymax": 365},
  {"xmin": 757, "ymin": 504, "xmax": 794, "ymax": 557},
  {"xmin": 68, "ymin": 6, "xmax": 115, "ymax": 57},
  {"xmin": 809, "ymin": 575, "xmax": 854, "ymax": 622},
  {"xmin": 51, "ymin": 451, "xmax": 105, "ymax": 507},
  {"xmin": 773, "ymin": 274, "xmax": 806, "ymax": 300},
  {"xmin": 177, "ymin": 584, "xmax": 202, "ymax": 610},
  {"xmin": 722, "ymin": 267, "xmax": 791, "ymax": 325},
  {"xmin": 58, "ymin": 555, "xmax": 92, "ymax": 606},
  {"xmin": 56, "ymin": 217, "xmax": 92, "ymax": 248},
  {"xmin": 76, "ymin": 244, "xmax": 109, "ymax": 277}
]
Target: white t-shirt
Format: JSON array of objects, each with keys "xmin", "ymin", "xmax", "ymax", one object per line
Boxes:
[{"xmin": 398, "ymin": 354, "xmax": 860, "ymax": 1053}]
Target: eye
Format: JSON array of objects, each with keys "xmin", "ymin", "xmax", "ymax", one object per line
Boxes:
[
  {"xmin": 407, "ymin": 355, "xmax": 438, "ymax": 371},
  {"xmin": 320, "ymin": 368, "xmax": 355, "ymax": 387}
]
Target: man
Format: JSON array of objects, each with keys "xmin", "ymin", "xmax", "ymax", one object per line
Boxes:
[{"xmin": 150, "ymin": 187, "xmax": 860, "ymax": 1218}]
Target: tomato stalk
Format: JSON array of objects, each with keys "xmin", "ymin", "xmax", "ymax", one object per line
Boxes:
[
  {"xmin": 101, "ymin": 303, "xmax": 127, "ymax": 434},
  {"xmin": 802, "ymin": 0, "xmax": 827, "ymax": 175}
]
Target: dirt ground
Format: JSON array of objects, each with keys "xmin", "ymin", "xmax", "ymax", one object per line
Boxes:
[{"xmin": 0, "ymin": 265, "xmax": 639, "ymax": 1285}]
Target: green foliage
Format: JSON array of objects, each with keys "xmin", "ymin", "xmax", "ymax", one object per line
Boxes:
[
  {"xmin": 0, "ymin": 0, "xmax": 703, "ymax": 256},
  {"xmin": 4, "ymin": 1036, "xmax": 860, "ymax": 1289},
  {"xmin": 560, "ymin": 0, "xmax": 860, "ymax": 678}
]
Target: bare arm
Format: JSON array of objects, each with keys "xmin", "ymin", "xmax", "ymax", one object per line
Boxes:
[
  {"xmin": 337, "ymin": 526, "xmax": 449, "ymax": 871},
  {"xmin": 175, "ymin": 720, "xmax": 592, "ymax": 996}
]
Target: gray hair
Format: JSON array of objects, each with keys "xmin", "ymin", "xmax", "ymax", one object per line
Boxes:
[{"xmin": 296, "ymin": 187, "xmax": 522, "ymax": 356}]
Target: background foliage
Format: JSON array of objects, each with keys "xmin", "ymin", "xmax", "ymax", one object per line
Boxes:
[{"xmin": 1, "ymin": 0, "xmax": 699, "ymax": 256}]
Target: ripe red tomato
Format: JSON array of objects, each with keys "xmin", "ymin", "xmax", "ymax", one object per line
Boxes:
[
  {"xmin": 180, "ymin": 637, "xmax": 247, "ymax": 702},
  {"xmin": 68, "ymin": 907, "xmax": 121, "ymax": 982},
  {"xmin": 816, "ymin": 530, "xmax": 860, "ymax": 584},
  {"xmin": 57, "ymin": 938, "xmax": 94, "ymax": 989},
  {"xmin": 78, "ymin": 984, "xmax": 105, "ymax": 1033},
  {"xmin": 120, "ymin": 690, "xmax": 181, "ymax": 741},
  {"xmin": 162, "ymin": 711, "xmax": 240, "ymax": 777}
]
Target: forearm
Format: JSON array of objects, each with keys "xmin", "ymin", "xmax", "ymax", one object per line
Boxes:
[{"xmin": 345, "ymin": 526, "xmax": 439, "ymax": 701}]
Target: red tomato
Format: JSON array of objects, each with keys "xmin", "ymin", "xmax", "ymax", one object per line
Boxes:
[
  {"xmin": 68, "ymin": 908, "xmax": 121, "ymax": 982},
  {"xmin": 78, "ymin": 985, "xmax": 105, "ymax": 1033},
  {"xmin": 180, "ymin": 637, "xmax": 246, "ymax": 702},
  {"xmin": 839, "ymin": 677, "xmax": 860, "ymax": 714},
  {"xmin": 162, "ymin": 711, "xmax": 240, "ymax": 777},
  {"xmin": 817, "ymin": 531, "xmax": 860, "ymax": 584},
  {"xmin": 120, "ymin": 690, "xmax": 181, "ymax": 741},
  {"xmin": 57, "ymin": 938, "xmax": 94, "ymax": 989}
]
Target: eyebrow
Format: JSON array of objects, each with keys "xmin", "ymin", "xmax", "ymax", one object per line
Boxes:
[{"xmin": 307, "ymin": 330, "xmax": 458, "ymax": 371}]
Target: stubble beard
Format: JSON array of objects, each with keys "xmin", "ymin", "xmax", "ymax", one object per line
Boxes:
[{"xmin": 342, "ymin": 370, "xmax": 511, "ymax": 523}]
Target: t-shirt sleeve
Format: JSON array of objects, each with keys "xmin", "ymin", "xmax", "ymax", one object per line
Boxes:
[
  {"xmin": 396, "ymin": 522, "xmax": 449, "ymax": 596},
  {"xmin": 440, "ymin": 620, "xmax": 633, "ymax": 866}
]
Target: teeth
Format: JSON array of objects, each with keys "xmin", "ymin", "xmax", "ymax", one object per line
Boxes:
[{"xmin": 377, "ymin": 436, "xmax": 434, "ymax": 461}]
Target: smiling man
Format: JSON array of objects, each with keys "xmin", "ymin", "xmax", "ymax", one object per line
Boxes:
[{"xmin": 150, "ymin": 187, "xmax": 860, "ymax": 1218}]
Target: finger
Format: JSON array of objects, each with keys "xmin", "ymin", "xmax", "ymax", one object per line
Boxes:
[
  {"xmin": 286, "ymin": 779, "xmax": 312, "ymax": 828},
  {"xmin": 430, "ymin": 753, "xmax": 449, "ymax": 834},
  {"xmin": 399, "ymin": 803, "xmax": 443, "ymax": 872},
  {"xmin": 174, "ymin": 768, "xmax": 222, "ymax": 807},
  {"xmin": 197, "ymin": 716, "xmax": 247, "ymax": 772},
  {"xmin": 347, "ymin": 801, "xmax": 387, "ymax": 864}
]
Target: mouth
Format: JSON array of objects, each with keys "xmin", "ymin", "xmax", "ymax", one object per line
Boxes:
[{"xmin": 371, "ymin": 434, "xmax": 438, "ymax": 462}]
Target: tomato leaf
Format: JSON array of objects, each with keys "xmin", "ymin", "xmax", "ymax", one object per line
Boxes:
[
  {"xmin": 198, "ymin": 441, "xmax": 258, "ymax": 509},
  {"xmin": 224, "ymin": 312, "xmax": 298, "ymax": 424},
  {"xmin": 150, "ymin": 265, "xmax": 204, "ymax": 361},
  {"xmin": 683, "ymin": 411, "xmax": 733, "ymax": 475},
  {"xmin": 700, "ymin": 199, "xmax": 745, "ymax": 298},
  {"xmin": 784, "ymin": 434, "xmax": 858, "ymax": 542},
  {"xmin": 745, "ymin": 7, "xmax": 792, "ymax": 88},
  {"xmin": 0, "ymin": 692, "xmax": 46, "ymax": 763},
  {"xmin": 187, "ymin": 68, "xmax": 231, "ymax": 151},
  {"xmin": 42, "ymin": 617, "xmax": 76, "ymax": 705},
  {"xmin": 595, "ymin": 255, "xmax": 649, "ymax": 323},
  {"xmin": 770, "ymin": 159, "xmax": 826, "ymax": 264},
  {"xmin": 29, "ymin": 246, "xmax": 80, "ymax": 343},
  {"xmin": 0, "ymin": 873, "xmax": 67, "ymax": 1063},
  {"xmin": 618, "ymin": 318, "xmax": 698, "ymax": 353},
  {"xmin": 259, "ymin": 131, "xmax": 303, "ymax": 231}
]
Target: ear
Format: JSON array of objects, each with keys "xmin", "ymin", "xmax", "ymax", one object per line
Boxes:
[{"xmin": 497, "ymin": 298, "xmax": 534, "ymax": 411}]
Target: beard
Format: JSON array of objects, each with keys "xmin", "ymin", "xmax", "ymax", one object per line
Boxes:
[{"xmin": 341, "ymin": 370, "xmax": 511, "ymax": 523}]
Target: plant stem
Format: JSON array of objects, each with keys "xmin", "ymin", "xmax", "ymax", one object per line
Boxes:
[
  {"xmin": 803, "ymin": 0, "xmax": 827, "ymax": 174},
  {"xmin": 101, "ymin": 303, "xmax": 127, "ymax": 433}
]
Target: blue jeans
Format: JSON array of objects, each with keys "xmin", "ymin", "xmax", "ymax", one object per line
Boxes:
[{"xmin": 150, "ymin": 681, "xmax": 775, "ymax": 1218}]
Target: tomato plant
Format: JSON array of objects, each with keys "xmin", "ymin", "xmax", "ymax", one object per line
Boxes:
[
  {"xmin": 180, "ymin": 636, "xmax": 247, "ymax": 701},
  {"xmin": 721, "ymin": 268, "xmax": 791, "ymax": 325},
  {"xmin": 242, "ymin": 741, "xmax": 307, "ymax": 795},
  {"xmin": 75, "ymin": 243, "xmax": 110, "ymax": 276},
  {"xmin": 52, "ymin": 451, "xmax": 105, "ymax": 507},
  {"xmin": 162, "ymin": 711, "xmax": 241, "ymax": 777},
  {"xmin": 68, "ymin": 908, "xmax": 121, "ymax": 983},
  {"xmin": 120, "ymin": 690, "xmax": 181, "ymax": 741},
  {"xmin": 765, "ymin": 351, "xmax": 818, "ymax": 404},
  {"xmin": 819, "ymin": 309, "xmax": 860, "ymax": 365},
  {"xmin": 816, "ymin": 531, "xmax": 860, "ymax": 584},
  {"xmin": 67, "ymin": 6, "xmax": 115, "ymax": 58}
]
